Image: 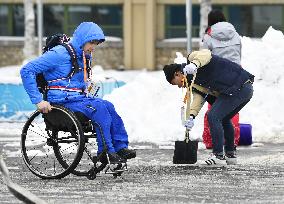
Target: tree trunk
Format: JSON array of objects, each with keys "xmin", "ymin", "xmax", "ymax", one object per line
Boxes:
[
  {"xmin": 23, "ymin": 0, "xmax": 36, "ymax": 61},
  {"xmin": 199, "ymin": 0, "xmax": 212, "ymax": 46}
]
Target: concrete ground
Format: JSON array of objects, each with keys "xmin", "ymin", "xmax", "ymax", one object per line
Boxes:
[{"xmin": 0, "ymin": 135, "xmax": 283, "ymax": 204}]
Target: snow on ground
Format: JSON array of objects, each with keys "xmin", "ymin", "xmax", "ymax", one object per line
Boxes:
[{"xmin": 0, "ymin": 27, "xmax": 284, "ymax": 146}]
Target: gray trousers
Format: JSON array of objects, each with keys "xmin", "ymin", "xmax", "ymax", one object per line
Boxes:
[{"xmin": 207, "ymin": 83, "xmax": 254, "ymax": 155}]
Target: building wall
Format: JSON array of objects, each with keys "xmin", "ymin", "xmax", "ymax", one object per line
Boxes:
[
  {"xmin": 123, "ymin": 0, "xmax": 156, "ymax": 70},
  {"xmin": 0, "ymin": 45, "xmax": 23, "ymax": 67},
  {"xmin": 130, "ymin": 2, "xmax": 147, "ymax": 69},
  {"xmin": 93, "ymin": 41, "xmax": 124, "ymax": 69},
  {"xmin": 0, "ymin": 39, "xmax": 124, "ymax": 69},
  {"xmin": 156, "ymin": 39, "xmax": 200, "ymax": 70},
  {"xmin": 0, "ymin": 38, "xmax": 195, "ymax": 70},
  {"xmin": 0, "ymin": 39, "xmax": 199, "ymax": 70}
]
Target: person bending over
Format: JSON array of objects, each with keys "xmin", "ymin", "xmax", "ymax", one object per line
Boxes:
[{"xmin": 163, "ymin": 49, "xmax": 254, "ymax": 166}]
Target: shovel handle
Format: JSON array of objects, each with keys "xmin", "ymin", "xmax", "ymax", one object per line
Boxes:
[{"xmin": 185, "ymin": 130, "xmax": 190, "ymax": 143}]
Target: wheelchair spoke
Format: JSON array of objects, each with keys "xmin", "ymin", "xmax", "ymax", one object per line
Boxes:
[
  {"xmin": 53, "ymin": 160, "xmax": 56, "ymax": 175},
  {"xmin": 57, "ymin": 139, "xmax": 78, "ymax": 143},
  {"xmin": 83, "ymin": 147, "xmax": 93, "ymax": 160},
  {"xmin": 28, "ymin": 152, "xmax": 39, "ymax": 162},
  {"xmin": 83, "ymin": 142, "xmax": 97, "ymax": 160},
  {"xmin": 32, "ymin": 120, "xmax": 48, "ymax": 136},
  {"xmin": 28, "ymin": 128, "xmax": 49, "ymax": 140},
  {"xmin": 58, "ymin": 143, "xmax": 78, "ymax": 156}
]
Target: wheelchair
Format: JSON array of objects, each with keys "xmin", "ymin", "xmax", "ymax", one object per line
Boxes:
[{"xmin": 21, "ymin": 104, "xmax": 127, "ymax": 180}]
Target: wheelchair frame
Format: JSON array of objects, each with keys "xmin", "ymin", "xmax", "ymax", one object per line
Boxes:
[{"xmin": 21, "ymin": 104, "xmax": 127, "ymax": 180}]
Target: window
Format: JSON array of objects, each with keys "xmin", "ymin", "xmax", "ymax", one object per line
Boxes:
[
  {"xmin": 65, "ymin": 4, "xmax": 123, "ymax": 37},
  {"xmin": 228, "ymin": 5, "xmax": 283, "ymax": 37},
  {"xmin": 0, "ymin": 5, "xmax": 9, "ymax": 35},
  {"xmin": 13, "ymin": 5, "xmax": 24, "ymax": 36},
  {"xmin": 43, "ymin": 5, "xmax": 64, "ymax": 36},
  {"xmin": 0, "ymin": 4, "xmax": 24, "ymax": 36},
  {"xmin": 165, "ymin": 5, "xmax": 200, "ymax": 38},
  {"xmin": 253, "ymin": 6, "xmax": 283, "ymax": 36},
  {"xmin": 165, "ymin": 4, "xmax": 284, "ymax": 39},
  {"xmin": 44, "ymin": 5, "xmax": 122, "ymax": 37},
  {"xmin": 91, "ymin": 5, "xmax": 123, "ymax": 38},
  {"xmin": 66, "ymin": 5, "xmax": 92, "ymax": 34},
  {"xmin": 0, "ymin": 4, "xmax": 122, "ymax": 38}
]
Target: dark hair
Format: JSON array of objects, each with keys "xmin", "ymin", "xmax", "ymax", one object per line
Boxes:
[
  {"xmin": 163, "ymin": 64, "xmax": 182, "ymax": 84},
  {"xmin": 208, "ymin": 10, "xmax": 226, "ymax": 27}
]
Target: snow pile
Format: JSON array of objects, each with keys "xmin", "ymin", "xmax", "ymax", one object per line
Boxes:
[
  {"xmin": 104, "ymin": 71, "xmax": 187, "ymax": 144},
  {"xmin": 105, "ymin": 27, "xmax": 284, "ymax": 144},
  {"xmin": 240, "ymin": 26, "xmax": 284, "ymax": 142}
]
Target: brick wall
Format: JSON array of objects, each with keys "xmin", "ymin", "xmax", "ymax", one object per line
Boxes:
[
  {"xmin": 0, "ymin": 46, "xmax": 24, "ymax": 67},
  {"xmin": 155, "ymin": 38, "xmax": 200, "ymax": 70},
  {"xmin": 0, "ymin": 39, "xmax": 124, "ymax": 69},
  {"xmin": 0, "ymin": 38, "xmax": 199, "ymax": 70}
]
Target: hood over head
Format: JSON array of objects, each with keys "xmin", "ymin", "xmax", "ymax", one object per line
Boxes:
[
  {"xmin": 210, "ymin": 22, "xmax": 237, "ymax": 41},
  {"xmin": 70, "ymin": 22, "xmax": 105, "ymax": 57}
]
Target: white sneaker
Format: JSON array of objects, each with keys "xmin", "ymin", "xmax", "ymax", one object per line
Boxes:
[
  {"xmin": 204, "ymin": 154, "xmax": 227, "ymax": 166},
  {"xmin": 225, "ymin": 153, "xmax": 237, "ymax": 165}
]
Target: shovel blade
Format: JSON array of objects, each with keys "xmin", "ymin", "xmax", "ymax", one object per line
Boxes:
[{"xmin": 173, "ymin": 140, "xmax": 198, "ymax": 164}]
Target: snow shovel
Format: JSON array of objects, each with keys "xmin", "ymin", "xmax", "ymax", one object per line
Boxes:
[
  {"xmin": 173, "ymin": 131, "xmax": 198, "ymax": 164},
  {"xmin": 0, "ymin": 155, "xmax": 47, "ymax": 204},
  {"xmin": 173, "ymin": 73, "xmax": 198, "ymax": 164}
]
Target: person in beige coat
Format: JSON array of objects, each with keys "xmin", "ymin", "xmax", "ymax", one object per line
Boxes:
[{"xmin": 163, "ymin": 49, "xmax": 254, "ymax": 166}]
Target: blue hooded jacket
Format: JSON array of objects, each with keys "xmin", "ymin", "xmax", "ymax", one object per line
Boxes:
[{"xmin": 20, "ymin": 22, "xmax": 105, "ymax": 104}]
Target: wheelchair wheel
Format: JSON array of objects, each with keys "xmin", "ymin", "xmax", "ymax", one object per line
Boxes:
[
  {"xmin": 21, "ymin": 105, "xmax": 85, "ymax": 179},
  {"xmin": 67, "ymin": 135, "xmax": 107, "ymax": 177},
  {"xmin": 47, "ymin": 110, "xmax": 104, "ymax": 177},
  {"xmin": 54, "ymin": 135, "xmax": 99, "ymax": 177}
]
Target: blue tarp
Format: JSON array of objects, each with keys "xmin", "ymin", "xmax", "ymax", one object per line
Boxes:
[{"xmin": 0, "ymin": 80, "xmax": 125, "ymax": 118}]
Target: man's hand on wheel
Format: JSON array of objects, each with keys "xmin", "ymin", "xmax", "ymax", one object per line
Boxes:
[{"xmin": 36, "ymin": 101, "xmax": 52, "ymax": 113}]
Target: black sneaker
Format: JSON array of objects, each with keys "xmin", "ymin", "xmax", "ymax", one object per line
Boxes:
[
  {"xmin": 99, "ymin": 153, "xmax": 126, "ymax": 164},
  {"xmin": 225, "ymin": 152, "xmax": 237, "ymax": 165},
  {"xmin": 117, "ymin": 148, "xmax": 136, "ymax": 160}
]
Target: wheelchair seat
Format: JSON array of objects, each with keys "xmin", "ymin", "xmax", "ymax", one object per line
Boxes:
[
  {"xmin": 74, "ymin": 112, "xmax": 93, "ymax": 133},
  {"xmin": 43, "ymin": 106, "xmax": 93, "ymax": 133}
]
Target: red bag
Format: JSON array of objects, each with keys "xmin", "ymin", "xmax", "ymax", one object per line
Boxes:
[{"xmin": 202, "ymin": 104, "xmax": 240, "ymax": 149}]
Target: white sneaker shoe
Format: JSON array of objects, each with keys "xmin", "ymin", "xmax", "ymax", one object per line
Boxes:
[
  {"xmin": 225, "ymin": 153, "xmax": 237, "ymax": 165},
  {"xmin": 204, "ymin": 154, "xmax": 227, "ymax": 166}
]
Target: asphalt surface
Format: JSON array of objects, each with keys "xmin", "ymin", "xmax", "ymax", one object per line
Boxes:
[{"xmin": 0, "ymin": 136, "xmax": 284, "ymax": 204}]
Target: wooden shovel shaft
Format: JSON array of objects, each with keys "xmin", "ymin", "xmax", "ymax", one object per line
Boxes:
[{"xmin": 184, "ymin": 74, "xmax": 197, "ymax": 141}]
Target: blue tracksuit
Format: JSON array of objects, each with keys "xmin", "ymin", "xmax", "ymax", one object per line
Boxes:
[{"xmin": 20, "ymin": 22, "xmax": 128, "ymax": 153}]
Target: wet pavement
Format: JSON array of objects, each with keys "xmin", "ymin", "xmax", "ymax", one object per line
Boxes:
[{"xmin": 0, "ymin": 135, "xmax": 284, "ymax": 204}]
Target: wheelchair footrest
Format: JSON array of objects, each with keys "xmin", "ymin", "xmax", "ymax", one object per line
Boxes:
[{"xmin": 104, "ymin": 163, "xmax": 127, "ymax": 175}]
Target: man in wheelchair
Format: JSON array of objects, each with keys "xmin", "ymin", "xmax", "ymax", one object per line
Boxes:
[{"xmin": 20, "ymin": 22, "xmax": 136, "ymax": 165}]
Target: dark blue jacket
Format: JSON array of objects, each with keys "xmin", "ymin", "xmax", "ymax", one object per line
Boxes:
[{"xmin": 187, "ymin": 54, "xmax": 254, "ymax": 96}]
